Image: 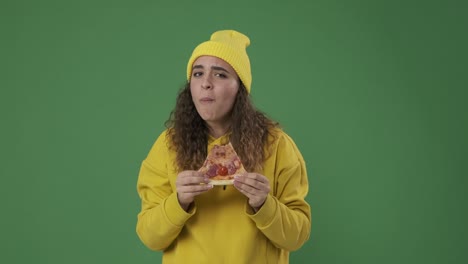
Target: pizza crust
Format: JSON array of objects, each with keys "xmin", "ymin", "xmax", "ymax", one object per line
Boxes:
[{"xmin": 209, "ymin": 179, "xmax": 234, "ymax": 185}]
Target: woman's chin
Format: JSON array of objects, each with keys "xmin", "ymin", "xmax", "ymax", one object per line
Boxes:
[{"xmin": 199, "ymin": 113, "xmax": 216, "ymax": 122}]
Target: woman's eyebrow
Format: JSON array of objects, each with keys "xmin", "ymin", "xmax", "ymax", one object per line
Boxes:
[
  {"xmin": 192, "ymin": 65, "xmax": 229, "ymax": 73},
  {"xmin": 211, "ymin": 66, "xmax": 229, "ymax": 73}
]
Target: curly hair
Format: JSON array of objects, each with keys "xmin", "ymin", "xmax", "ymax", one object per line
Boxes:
[{"xmin": 165, "ymin": 82, "xmax": 280, "ymax": 172}]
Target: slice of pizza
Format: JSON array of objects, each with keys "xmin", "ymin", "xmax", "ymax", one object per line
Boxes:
[{"xmin": 198, "ymin": 142, "xmax": 247, "ymax": 185}]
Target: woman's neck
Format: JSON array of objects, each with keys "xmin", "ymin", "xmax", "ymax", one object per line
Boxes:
[{"xmin": 206, "ymin": 121, "xmax": 231, "ymax": 139}]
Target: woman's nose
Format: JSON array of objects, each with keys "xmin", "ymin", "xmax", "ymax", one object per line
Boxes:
[{"xmin": 201, "ymin": 76, "xmax": 213, "ymax": 89}]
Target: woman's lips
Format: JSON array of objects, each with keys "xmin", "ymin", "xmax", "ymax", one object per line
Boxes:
[{"xmin": 200, "ymin": 97, "xmax": 214, "ymax": 103}]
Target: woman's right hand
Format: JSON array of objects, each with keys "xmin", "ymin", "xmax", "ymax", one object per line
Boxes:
[{"xmin": 175, "ymin": 170, "xmax": 213, "ymax": 211}]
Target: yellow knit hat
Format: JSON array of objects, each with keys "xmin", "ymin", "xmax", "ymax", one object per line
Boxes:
[{"xmin": 187, "ymin": 30, "xmax": 252, "ymax": 93}]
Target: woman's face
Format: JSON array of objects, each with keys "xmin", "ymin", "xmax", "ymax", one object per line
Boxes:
[{"xmin": 190, "ymin": 56, "xmax": 239, "ymax": 129}]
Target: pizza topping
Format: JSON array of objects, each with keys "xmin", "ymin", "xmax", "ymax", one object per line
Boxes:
[
  {"xmin": 214, "ymin": 149, "xmax": 226, "ymax": 158},
  {"xmin": 217, "ymin": 165, "xmax": 228, "ymax": 176},
  {"xmin": 206, "ymin": 164, "xmax": 219, "ymax": 177},
  {"xmin": 227, "ymin": 162, "xmax": 238, "ymax": 175}
]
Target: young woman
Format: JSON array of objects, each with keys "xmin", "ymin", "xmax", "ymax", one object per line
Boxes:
[{"xmin": 136, "ymin": 30, "xmax": 311, "ymax": 264}]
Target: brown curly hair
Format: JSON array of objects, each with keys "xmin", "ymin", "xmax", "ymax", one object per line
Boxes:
[{"xmin": 165, "ymin": 82, "xmax": 280, "ymax": 172}]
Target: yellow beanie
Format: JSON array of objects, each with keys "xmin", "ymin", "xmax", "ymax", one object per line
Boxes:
[{"xmin": 187, "ymin": 30, "xmax": 252, "ymax": 93}]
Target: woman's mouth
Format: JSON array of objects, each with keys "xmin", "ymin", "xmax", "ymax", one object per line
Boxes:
[{"xmin": 200, "ymin": 97, "xmax": 215, "ymax": 103}]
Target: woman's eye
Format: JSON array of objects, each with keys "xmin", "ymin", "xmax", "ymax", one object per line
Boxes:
[
  {"xmin": 215, "ymin": 73, "xmax": 227, "ymax": 78},
  {"xmin": 193, "ymin": 72, "xmax": 202, "ymax": 77}
]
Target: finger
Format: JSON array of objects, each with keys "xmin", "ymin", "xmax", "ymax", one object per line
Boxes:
[
  {"xmin": 234, "ymin": 183, "xmax": 267, "ymax": 208},
  {"xmin": 235, "ymin": 173, "xmax": 267, "ymax": 186},
  {"xmin": 244, "ymin": 178, "xmax": 269, "ymax": 191},
  {"xmin": 243, "ymin": 173, "xmax": 269, "ymax": 184},
  {"xmin": 178, "ymin": 184, "xmax": 213, "ymax": 194},
  {"xmin": 177, "ymin": 172, "xmax": 208, "ymax": 184},
  {"xmin": 234, "ymin": 181, "xmax": 263, "ymax": 197},
  {"xmin": 233, "ymin": 181, "xmax": 253, "ymax": 197},
  {"xmin": 180, "ymin": 190, "xmax": 211, "ymax": 198},
  {"xmin": 177, "ymin": 176, "xmax": 209, "ymax": 186},
  {"xmin": 235, "ymin": 176, "xmax": 269, "ymax": 192}
]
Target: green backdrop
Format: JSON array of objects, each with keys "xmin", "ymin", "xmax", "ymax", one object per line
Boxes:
[{"xmin": 1, "ymin": 0, "xmax": 467, "ymax": 263}]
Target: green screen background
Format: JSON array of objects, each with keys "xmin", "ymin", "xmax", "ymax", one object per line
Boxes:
[{"xmin": 1, "ymin": 0, "xmax": 467, "ymax": 263}]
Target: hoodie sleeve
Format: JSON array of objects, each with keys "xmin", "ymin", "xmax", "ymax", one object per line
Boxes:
[
  {"xmin": 136, "ymin": 132, "xmax": 195, "ymax": 251},
  {"xmin": 247, "ymin": 132, "xmax": 311, "ymax": 251}
]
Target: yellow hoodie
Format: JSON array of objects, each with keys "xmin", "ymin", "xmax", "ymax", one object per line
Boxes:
[{"xmin": 136, "ymin": 129, "xmax": 311, "ymax": 264}]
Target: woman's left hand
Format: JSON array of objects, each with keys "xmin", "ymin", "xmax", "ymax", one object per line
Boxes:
[{"xmin": 233, "ymin": 173, "xmax": 270, "ymax": 212}]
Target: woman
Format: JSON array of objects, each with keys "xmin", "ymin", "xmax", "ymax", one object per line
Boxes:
[{"xmin": 136, "ymin": 30, "xmax": 311, "ymax": 264}]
